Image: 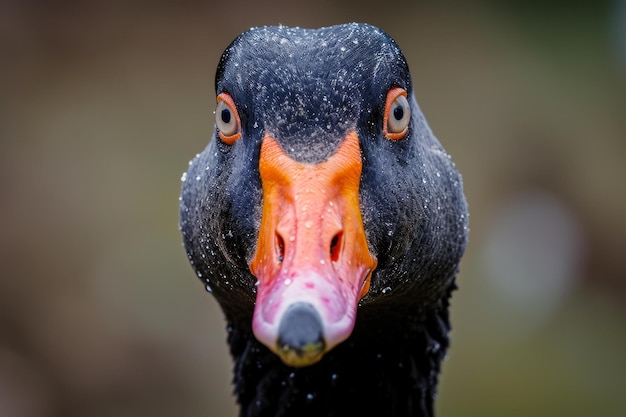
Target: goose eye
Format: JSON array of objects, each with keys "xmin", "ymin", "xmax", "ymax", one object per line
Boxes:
[
  {"xmin": 215, "ymin": 93, "xmax": 241, "ymax": 144},
  {"xmin": 384, "ymin": 88, "xmax": 411, "ymax": 140}
]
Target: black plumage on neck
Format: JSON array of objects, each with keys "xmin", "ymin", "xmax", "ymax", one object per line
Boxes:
[{"xmin": 223, "ymin": 281, "xmax": 455, "ymax": 417}]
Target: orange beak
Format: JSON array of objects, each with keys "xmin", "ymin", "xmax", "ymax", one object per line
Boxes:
[{"xmin": 249, "ymin": 131, "xmax": 377, "ymax": 367}]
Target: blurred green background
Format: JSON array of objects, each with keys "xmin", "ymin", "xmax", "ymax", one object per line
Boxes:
[{"xmin": 1, "ymin": 1, "xmax": 625, "ymax": 416}]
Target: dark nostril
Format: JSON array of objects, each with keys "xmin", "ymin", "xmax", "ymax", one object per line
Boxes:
[
  {"xmin": 330, "ymin": 232, "xmax": 342, "ymax": 262},
  {"xmin": 277, "ymin": 302, "xmax": 325, "ymax": 356},
  {"xmin": 275, "ymin": 233, "xmax": 285, "ymax": 262}
]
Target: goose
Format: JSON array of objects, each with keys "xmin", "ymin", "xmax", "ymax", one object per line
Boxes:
[{"xmin": 180, "ymin": 23, "xmax": 468, "ymax": 417}]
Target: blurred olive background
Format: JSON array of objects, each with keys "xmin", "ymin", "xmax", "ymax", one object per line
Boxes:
[{"xmin": 1, "ymin": 1, "xmax": 625, "ymax": 416}]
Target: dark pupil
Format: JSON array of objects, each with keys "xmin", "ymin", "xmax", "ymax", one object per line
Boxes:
[
  {"xmin": 393, "ymin": 105, "xmax": 404, "ymax": 121},
  {"xmin": 221, "ymin": 108, "xmax": 232, "ymax": 124}
]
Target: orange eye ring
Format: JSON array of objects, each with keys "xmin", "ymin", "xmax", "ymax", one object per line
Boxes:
[
  {"xmin": 216, "ymin": 92, "xmax": 242, "ymax": 145},
  {"xmin": 383, "ymin": 87, "xmax": 410, "ymax": 141}
]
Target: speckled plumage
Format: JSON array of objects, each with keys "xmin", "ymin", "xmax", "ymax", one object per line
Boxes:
[{"xmin": 180, "ymin": 23, "xmax": 468, "ymax": 417}]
